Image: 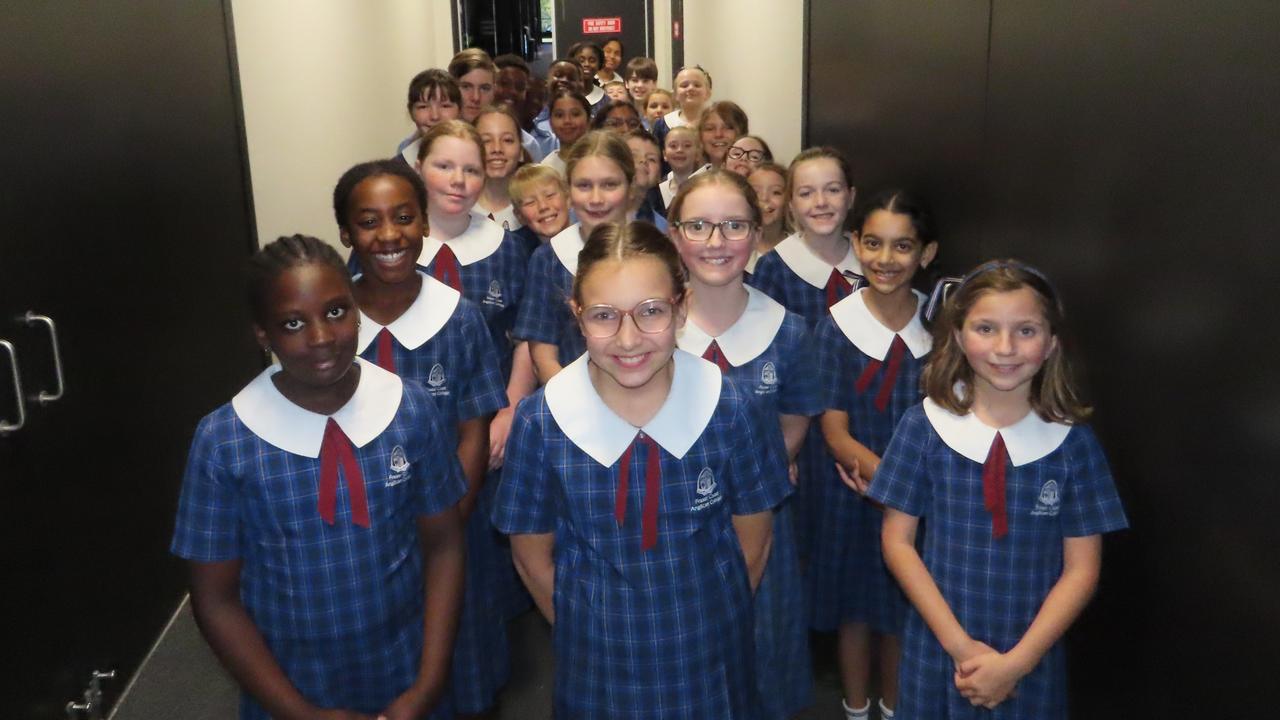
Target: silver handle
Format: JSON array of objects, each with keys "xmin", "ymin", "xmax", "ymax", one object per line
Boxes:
[
  {"xmin": 0, "ymin": 340, "xmax": 26, "ymax": 434},
  {"xmin": 23, "ymin": 311, "xmax": 65, "ymax": 403}
]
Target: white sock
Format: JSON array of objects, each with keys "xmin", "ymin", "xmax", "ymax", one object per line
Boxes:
[
  {"xmin": 843, "ymin": 698, "xmax": 871, "ymax": 720},
  {"xmin": 879, "ymin": 698, "xmax": 896, "ymax": 718}
]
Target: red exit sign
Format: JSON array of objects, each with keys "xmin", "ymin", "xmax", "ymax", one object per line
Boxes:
[{"xmin": 582, "ymin": 17, "xmax": 622, "ymax": 34}]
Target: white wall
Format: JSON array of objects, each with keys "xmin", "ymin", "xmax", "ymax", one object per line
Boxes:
[
  {"xmin": 681, "ymin": 0, "xmax": 804, "ymax": 164},
  {"xmin": 231, "ymin": 0, "xmax": 454, "ymax": 249}
]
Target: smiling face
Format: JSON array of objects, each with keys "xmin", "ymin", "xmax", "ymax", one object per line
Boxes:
[
  {"xmin": 854, "ymin": 208, "xmax": 937, "ymax": 297},
  {"xmin": 476, "ymin": 112, "xmax": 521, "ymax": 180},
  {"xmin": 570, "ymin": 155, "xmax": 630, "ymax": 233},
  {"xmin": 515, "ymin": 179, "xmax": 569, "ymax": 239},
  {"xmin": 548, "ymin": 61, "xmax": 583, "ymax": 95},
  {"xmin": 626, "ymin": 75, "xmax": 655, "ymax": 104},
  {"xmin": 789, "ymin": 157, "xmax": 854, "ymax": 239},
  {"xmin": 605, "ymin": 84, "xmax": 630, "ymax": 102},
  {"xmin": 254, "ymin": 262, "xmax": 359, "ymax": 399},
  {"xmin": 748, "ymin": 167, "xmax": 786, "ymax": 228},
  {"xmin": 958, "ymin": 287, "xmax": 1058, "ymax": 403},
  {"xmin": 626, "ymin": 136, "xmax": 661, "ymax": 190},
  {"xmin": 644, "ymin": 92, "xmax": 673, "ymax": 122},
  {"xmin": 410, "ymin": 87, "xmax": 460, "ymax": 136},
  {"xmin": 495, "ymin": 66, "xmax": 529, "ymax": 109},
  {"xmin": 341, "ymin": 175, "xmax": 425, "ymax": 285},
  {"xmin": 674, "ymin": 68, "xmax": 710, "ymax": 113},
  {"xmin": 699, "ymin": 113, "xmax": 740, "ymax": 166},
  {"xmin": 574, "ymin": 47, "xmax": 601, "ymax": 79},
  {"xmin": 672, "ymin": 183, "xmax": 756, "ymax": 288},
  {"xmin": 457, "ymin": 68, "xmax": 495, "ymax": 122},
  {"xmin": 724, "ymin": 136, "xmax": 765, "ymax": 177},
  {"xmin": 575, "ymin": 256, "xmax": 682, "ymax": 393},
  {"xmin": 602, "ymin": 40, "xmax": 623, "ymax": 73},
  {"xmin": 550, "ymin": 96, "xmax": 589, "ymax": 145},
  {"xmin": 420, "ymin": 135, "xmax": 484, "ymax": 217},
  {"xmin": 663, "ymin": 130, "xmax": 699, "ymax": 175}
]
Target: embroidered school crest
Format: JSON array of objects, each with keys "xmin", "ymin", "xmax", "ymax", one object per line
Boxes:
[
  {"xmin": 427, "ymin": 363, "xmax": 447, "ymax": 388},
  {"xmin": 755, "ymin": 361, "xmax": 779, "ymax": 395},
  {"xmin": 692, "ymin": 467, "xmax": 722, "ymax": 511},
  {"xmin": 1032, "ymin": 479, "xmax": 1061, "ymax": 517},
  {"xmin": 483, "ymin": 279, "xmax": 505, "ymax": 308},
  {"xmin": 386, "ymin": 445, "xmax": 411, "ymax": 486}
]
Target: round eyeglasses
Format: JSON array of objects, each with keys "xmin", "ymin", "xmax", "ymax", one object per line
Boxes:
[
  {"xmin": 578, "ymin": 298, "xmax": 678, "ymax": 338},
  {"xmin": 673, "ymin": 219, "xmax": 755, "ymax": 244},
  {"xmin": 726, "ymin": 147, "xmax": 765, "ymax": 163}
]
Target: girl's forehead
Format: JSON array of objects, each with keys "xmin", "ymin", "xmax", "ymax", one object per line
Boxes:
[
  {"xmin": 750, "ymin": 168, "xmax": 785, "ymax": 185},
  {"xmin": 580, "ymin": 256, "xmax": 674, "ymax": 302},
  {"xmin": 733, "ymin": 137, "xmax": 763, "ymax": 151},
  {"xmin": 427, "ymin": 134, "xmax": 482, "ymax": 159},
  {"xmin": 572, "ymin": 155, "xmax": 625, "ymax": 179},
  {"xmin": 460, "ymin": 68, "xmax": 493, "ymax": 83},
  {"xmin": 967, "ymin": 287, "xmax": 1048, "ymax": 320},
  {"xmin": 553, "ymin": 96, "xmax": 583, "ymax": 110},
  {"xmin": 683, "ymin": 184, "xmax": 752, "ymax": 214},
  {"xmin": 476, "ymin": 112, "xmax": 517, "ymax": 132},
  {"xmin": 792, "ymin": 158, "xmax": 846, "ymax": 185}
]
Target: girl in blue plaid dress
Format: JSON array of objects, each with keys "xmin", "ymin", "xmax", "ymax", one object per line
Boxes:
[
  {"xmin": 171, "ymin": 235, "xmax": 467, "ymax": 719},
  {"xmin": 515, "ymin": 130, "xmax": 635, "ymax": 382},
  {"xmin": 869, "ymin": 260, "xmax": 1128, "ymax": 718},
  {"xmin": 334, "ymin": 160, "xmax": 518, "ymax": 717},
  {"xmin": 669, "ymin": 169, "xmax": 820, "ymax": 719},
  {"xmin": 811, "ymin": 190, "xmax": 940, "ymax": 720},
  {"xmin": 493, "ymin": 221, "xmax": 793, "ymax": 719}
]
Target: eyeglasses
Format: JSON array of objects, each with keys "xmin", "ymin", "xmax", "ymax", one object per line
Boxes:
[
  {"xmin": 604, "ymin": 116, "xmax": 642, "ymax": 130},
  {"xmin": 673, "ymin": 219, "xmax": 755, "ymax": 243},
  {"xmin": 726, "ymin": 147, "xmax": 765, "ymax": 163},
  {"xmin": 578, "ymin": 298, "xmax": 678, "ymax": 338}
]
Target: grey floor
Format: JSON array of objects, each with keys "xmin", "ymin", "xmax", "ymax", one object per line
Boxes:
[{"xmin": 110, "ymin": 597, "xmax": 848, "ymax": 719}]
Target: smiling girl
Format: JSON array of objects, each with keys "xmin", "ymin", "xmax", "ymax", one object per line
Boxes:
[{"xmin": 474, "ymin": 104, "xmax": 527, "ymax": 231}]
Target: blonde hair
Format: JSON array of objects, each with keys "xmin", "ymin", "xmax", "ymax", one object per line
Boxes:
[
  {"xmin": 562, "ymin": 130, "xmax": 635, "ymax": 186},
  {"xmin": 923, "ymin": 260, "xmax": 1091, "ymax": 423},
  {"xmin": 508, "ymin": 164, "xmax": 568, "ymax": 206},
  {"xmin": 644, "ymin": 88, "xmax": 674, "ymax": 108},
  {"xmin": 474, "ymin": 103, "xmax": 527, "ymax": 168},
  {"xmin": 667, "ymin": 168, "xmax": 761, "ymax": 226},
  {"xmin": 417, "ymin": 119, "xmax": 483, "ymax": 163},
  {"xmin": 572, "ymin": 221, "xmax": 686, "ymax": 307}
]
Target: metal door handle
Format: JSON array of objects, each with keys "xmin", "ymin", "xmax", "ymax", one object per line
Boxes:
[
  {"xmin": 0, "ymin": 340, "xmax": 27, "ymax": 434},
  {"xmin": 23, "ymin": 311, "xmax": 65, "ymax": 403}
]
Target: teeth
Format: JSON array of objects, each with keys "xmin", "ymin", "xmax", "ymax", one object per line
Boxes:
[
  {"xmin": 375, "ymin": 250, "xmax": 407, "ymax": 262},
  {"xmin": 702, "ymin": 257, "xmax": 731, "ymax": 265},
  {"xmin": 615, "ymin": 353, "xmax": 648, "ymax": 367}
]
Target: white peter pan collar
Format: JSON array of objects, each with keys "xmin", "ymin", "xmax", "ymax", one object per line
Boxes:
[
  {"xmin": 662, "ymin": 108, "xmax": 689, "ymax": 129},
  {"xmin": 549, "ymin": 223, "xmax": 584, "ymax": 274},
  {"xmin": 231, "ymin": 357, "xmax": 403, "ymax": 458},
  {"xmin": 400, "ymin": 138, "xmax": 421, "ymax": 167},
  {"xmin": 830, "ymin": 288, "xmax": 931, "ymax": 360},
  {"xmin": 773, "ymin": 231, "xmax": 863, "ymax": 289},
  {"xmin": 923, "ymin": 397, "xmax": 1072, "ymax": 467},
  {"xmin": 677, "ymin": 285, "xmax": 786, "ymax": 367},
  {"xmin": 544, "ymin": 350, "xmax": 722, "ymax": 466},
  {"xmin": 355, "ymin": 272, "xmax": 460, "ymax": 352},
  {"xmin": 487, "ymin": 204, "xmax": 522, "ymax": 231},
  {"xmin": 419, "ymin": 210, "xmax": 505, "ymax": 268},
  {"xmin": 585, "ymin": 85, "xmax": 605, "ymax": 106}
]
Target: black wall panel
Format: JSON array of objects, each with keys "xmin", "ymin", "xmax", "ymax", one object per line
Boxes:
[{"xmin": 807, "ymin": 1, "xmax": 1280, "ymax": 715}]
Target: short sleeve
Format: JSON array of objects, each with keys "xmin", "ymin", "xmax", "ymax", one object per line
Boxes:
[
  {"xmin": 454, "ymin": 301, "xmax": 509, "ymax": 421},
  {"xmin": 749, "ymin": 252, "xmax": 784, "ymax": 306},
  {"xmin": 170, "ymin": 413, "xmax": 240, "ymax": 562},
  {"xmin": 776, "ymin": 316, "xmax": 824, "ymax": 417},
  {"xmin": 812, "ymin": 315, "xmax": 853, "ymax": 413},
  {"xmin": 492, "ymin": 395, "xmax": 557, "ymax": 534},
  {"xmin": 868, "ymin": 405, "xmax": 933, "ymax": 518},
  {"xmin": 1059, "ymin": 425, "xmax": 1129, "ymax": 537},
  {"xmin": 513, "ymin": 246, "xmax": 566, "ymax": 344},
  {"xmin": 723, "ymin": 382, "xmax": 794, "ymax": 515},
  {"xmin": 411, "ymin": 389, "xmax": 468, "ymax": 516}
]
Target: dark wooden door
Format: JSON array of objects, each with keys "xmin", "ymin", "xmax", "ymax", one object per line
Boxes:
[
  {"xmin": 0, "ymin": 1, "xmax": 262, "ymax": 715},
  {"xmin": 554, "ymin": 0, "xmax": 653, "ymax": 67}
]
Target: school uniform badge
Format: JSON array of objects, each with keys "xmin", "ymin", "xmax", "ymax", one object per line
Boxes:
[
  {"xmin": 1032, "ymin": 479, "xmax": 1061, "ymax": 517},
  {"xmin": 756, "ymin": 361, "xmax": 779, "ymax": 395},
  {"xmin": 483, "ymin": 280, "xmax": 504, "ymax": 308},
  {"xmin": 426, "ymin": 363, "xmax": 450, "ymax": 396},
  {"xmin": 386, "ymin": 445, "xmax": 411, "ymax": 486},
  {"xmin": 692, "ymin": 467, "xmax": 722, "ymax": 511}
]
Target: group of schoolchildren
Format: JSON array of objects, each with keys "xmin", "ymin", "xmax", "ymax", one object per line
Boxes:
[{"xmin": 171, "ymin": 41, "xmax": 1128, "ymax": 720}]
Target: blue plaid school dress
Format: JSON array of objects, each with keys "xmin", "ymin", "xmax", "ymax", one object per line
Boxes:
[
  {"xmin": 750, "ymin": 232, "xmax": 864, "ymax": 562},
  {"xmin": 808, "ymin": 289, "xmax": 931, "ymax": 634},
  {"xmin": 493, "ymin": 351, "xmax": 793, "ymax": 720},
  {"xmin": 677, "ymin": 285, "xmax": 821, "ymax": 719},
  {"xmin": 171, "ymin": 359, "xmax": 467, "ymax": 719},
  {"xmin": 417, "ymin": 211, "xmax": 530, "ymax": 380},
  {"xmin": 354, "ymin": 274, "xmax": 513, "ymax": 713},
  {"xmin": 870, "ymin": 401, "xmax": 1129, "ymax": 719},
  {"xmin": 512, "ymin": 223, "xmax": 586, "ymax": 366}
]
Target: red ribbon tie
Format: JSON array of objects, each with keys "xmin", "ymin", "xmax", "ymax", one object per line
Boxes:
[
  {"xmin": 982, "ymin": 432, "xmax": 1009, "ymax": 539},
  {"xmin": 375, "ymin": 327, "xmax": 396, "ymax": 374},
  {"xmin": 702, "ymin": 340, "xmax": 731, "ymax": 373},
  {"xmin": 431, "ymin": 243, "xmax": 463, "ymax": 292},
  {"xmin": 825, "ymin": 268, "xmax": 853, "ymax": 308},
  {"xmin": 614, "ymin": 433, "xmax": 663, "ymax": 551},
  {"xmin": 854, "ymin": 335, "xmax": 907, "ymax": 413},
  {"xmin": 319, "ymin": 418, "xmax": 371, "ymax": 528}
]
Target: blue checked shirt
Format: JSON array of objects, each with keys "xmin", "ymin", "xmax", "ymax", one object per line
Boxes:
[
  {"xmin": 493, "ymin": 376, "xmax": 791, "ymax": 720},
  {"xmin": 512, "ymin": 242, "xmax": 585, "ymax": 365},
  {"xmin": 869, "ymin": 405, "xmax": 1129, "ymax": 719}
]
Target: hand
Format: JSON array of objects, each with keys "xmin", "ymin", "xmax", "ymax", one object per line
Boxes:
[
  {"xmin": 955, "ymin": 650, "xmax": 1027, "ymax": 709},
  {"xmin": 377, "ymin": 683, "xmax": 436, "ymax": 720},
  {"xmin": 835, "ymin": 460, "xmax": 868, "ymax": 494},
  {"xmin": 488, "ymin": 406, "xmax": 515, "ymax": 471},
  {"xmin": 788, "ymin": 461, "xmax": 799, "ymax": 486}
]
